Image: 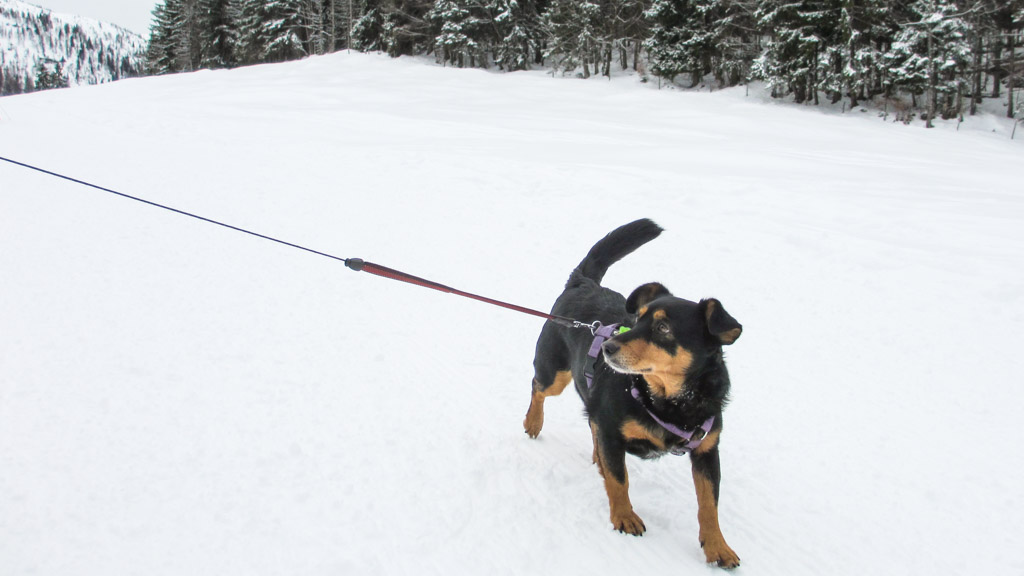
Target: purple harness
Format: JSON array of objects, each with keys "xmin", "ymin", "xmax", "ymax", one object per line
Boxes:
[{"xmin": 585, "ymin": 322, "xmax": 715, "ymax": 455}]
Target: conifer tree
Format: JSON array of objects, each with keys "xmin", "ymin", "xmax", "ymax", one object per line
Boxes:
[
  {"xmin": 173, "ymin": 0, "xmax": 204, "ymax": 71},
  {"xmin": 199, "ymin": 0, "xmax": 240, "ymax": 68},
  {"xmin": 235, "ymin": 0, "xmax": 263, "ymax": 63},
  {"xmin": 883, "ymin": 0, "xmax": 971, "ymax": 122},
  {"xmin": 33, "ymin": 59, "xmax": 69, "ymax": 90},
  {"xmin": 708, "ymin": 0, "xmax": 758, "ymax": 86},
  {"xmin": 429, "ymin": 0, "xmax": 478, "ymax": 66},
  {"xmin": 491, "ymin": 0, "xmax": 541, "ymax": 71},
  {"xmin": 351, "ymin": 0, "xmax": 389, "ymax": 51},
  {"xmin": 644, "ymin": 0, "xmax": 695, "ymax": 84},
  {"xmin": 146, "ymin": 0, "xmax": 203, "ymax": 73},
  {"xmin": 1005, "ymin": 0, "xmax": 1023, "ymax": 118},
  {"xmin": 814, "ymin": 0, "xmax": 888, "ymax": 107},
  {"xmin": 543, "ymin": 0, "xmax": 604, "ymax": 77},
  {"xmin": 235, "ymin": 0, "xmax": 309, "ymax": 64},
  {"xmin": 646, "ymin": 0, "xmax": 737, "ymax": 86},
  {"xmin": 326, "ymin": 0, "xmax": 358, "ymax": 51},
  {"xmin": 261, "ymin": 0, "xmax": 310, "ymax": 62},
  {"xmin": 384, "ymin": 0, "xmax": 434, "ymax": 57},
  {"xmin": 147, "ymin": 2, "xmax": 179, "ymax": 74},
  {"xmin": 753, "ymin": 0, "xmax": 838, "ymax": 103}
]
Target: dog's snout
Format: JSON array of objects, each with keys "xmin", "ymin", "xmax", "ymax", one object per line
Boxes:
[{"xmin": 602, "ymin": 340, "xmax": 621, "ymax": 356}]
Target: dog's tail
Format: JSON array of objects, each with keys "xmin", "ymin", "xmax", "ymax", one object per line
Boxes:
[{"xmin": 577, "ymin": 218, "xmax": 663, "ymax": 285}]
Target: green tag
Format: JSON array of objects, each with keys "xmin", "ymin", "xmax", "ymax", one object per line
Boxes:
[{"xmin": 616, "ymin": 326, "xmax": 631, "ymax": 335}]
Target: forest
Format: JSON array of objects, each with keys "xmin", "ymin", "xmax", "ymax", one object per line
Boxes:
[
  {"xmin": 0, "ymin": 1, "xmax": 146, "ymax": 95},
  {"xmin": 147, "ymin": 0, "xmax": 1023, "ymax": 122}
]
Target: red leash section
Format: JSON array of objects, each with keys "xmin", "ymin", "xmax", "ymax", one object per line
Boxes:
[{"xmin": 344, "ymin": 258, "xmax": 587, "ymax": 330}]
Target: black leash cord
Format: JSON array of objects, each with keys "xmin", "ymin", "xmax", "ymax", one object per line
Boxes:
[
  {"xmin": 1, "ymin": 155, "xmax": 350, "ymax": 265},
  {"xmin": 1, "ymin": 155, "xmax": 588, "ymax": 329}
]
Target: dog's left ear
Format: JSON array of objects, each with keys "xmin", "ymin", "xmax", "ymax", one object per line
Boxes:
[
  {"xmin": 701, "ymin": 298, "xmax": 742, "ymax": 345},
  {"xmin": 626, "ymin": 283, "xmax": 672, "ymax": 314}
]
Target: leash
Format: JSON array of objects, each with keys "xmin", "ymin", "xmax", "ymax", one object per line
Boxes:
[
  {"xmin": 1, "ymin": 155, "xmax": 594, "ymax": 330},
  {"xmin": 344, "ymin": 258, "xmax": 592, "ymax": 329}
]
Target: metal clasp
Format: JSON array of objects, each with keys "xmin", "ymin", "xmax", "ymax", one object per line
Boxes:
[{"xmin": 574, "ymin": 320, "xmax": 602, "ymax": 334}]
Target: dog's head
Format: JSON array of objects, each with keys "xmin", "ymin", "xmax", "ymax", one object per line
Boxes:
[{"xmin": 602, "ymin": 282, "xmax": 742, "ymax": 398}]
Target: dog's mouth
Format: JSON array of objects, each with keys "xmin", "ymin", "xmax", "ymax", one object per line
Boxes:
[{"xmin": 603, "ymin": 353, "xmax": 651, "ymax": 374}]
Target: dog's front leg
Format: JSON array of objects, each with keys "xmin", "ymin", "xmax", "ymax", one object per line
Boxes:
[
  {"xmin": 591, "ymin": 422, "xmax": 645, "ymax": 535},
  {"xmin": 690, "ymin": 442, "xmax": 740, "ymax": 569}
]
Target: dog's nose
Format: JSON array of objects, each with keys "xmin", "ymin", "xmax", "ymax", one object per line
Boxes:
[{"xmin": 602, "ymin": 340, "xmax": 621, "ymax": 356}]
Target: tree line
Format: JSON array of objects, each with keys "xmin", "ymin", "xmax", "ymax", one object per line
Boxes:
[{"xmin": 147, "ymin": 0, "xmax": 1023, "ymax": 121}]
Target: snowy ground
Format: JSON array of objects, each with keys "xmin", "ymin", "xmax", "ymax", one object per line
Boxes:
[{"xmin": 2, "ymin": 53, "xmax": 1022, "ymax": 576}]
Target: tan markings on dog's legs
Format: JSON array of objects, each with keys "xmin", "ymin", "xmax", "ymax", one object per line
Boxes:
[
  {"xmin": 523, "ymin": 370, "xmax": 572, "ymax": 438},
  {"xmin": 692, "ymin": 429, "xmax": 721, "ymax": 455},
  {"xmin": 592, "ymin": 425, "xmax": 645, "ymax": 535},
  {"xmin": 692, "ymin": 468, "xmax": 740, "ymax": 569},
  {"xmin": 590, "ymin": 421, "xmax": 605, "ymax": 475}
]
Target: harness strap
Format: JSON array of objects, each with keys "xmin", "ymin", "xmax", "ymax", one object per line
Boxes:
[
  {"xmin": 630, "ymin": 387, "xmax": 715, "ymax": 454},
  {"xmin": 585, "ymin": 322, "xmax": 620, "ymax": 390},
  {"xmin": 584, "ymin": 322, "xmax": 715, "ymax": 455}
]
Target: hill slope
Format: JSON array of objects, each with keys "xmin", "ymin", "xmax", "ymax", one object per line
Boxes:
[
  {"xmin": 0, "ymin": 0, "xmax": 146, "ymax": 95},
  {"xmin": 1, "ymin": 53, "xmax": 1022, "ymax": 575}
]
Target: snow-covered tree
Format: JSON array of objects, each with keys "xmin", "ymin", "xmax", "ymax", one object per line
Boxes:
[
  {"xmin": 34, "ymin": 59, "xmax": 69, "ymax": 91},
  {"xmin": 199, "ymin": 0, "xmax": 240, "ymax": 68},
  {"xmin": 1006, "ymin": 0, "xmax": 1023, "ymax": 119},
  {"xmin": 429, "ymin": 0, "xmax": 479, "ymax": 66},
  {"xmin": 883, "ymin": 0, "xmax": 971, "ymax": 123},
  {"xmin": 753, "ymin": 0, "xmax": 832, "ymax": 103},
  {"xmin": 712, "ymin": 0, "xmax": 758, "ymax": 86},
  {"xmin": 491, "ymin": 0, "xmax": 541, "ymax": 71},
  {"xmin": 644, "ymin": 0, "xmax": 700, "ymax": 84},
  {"xmin": 383, "ymin": 0, "xmax": 434, "ymax": 57},
  {"xmin": 236, "ymin": 0, "xmax": 308, "ymax": 63},
  {"xmin": 328, "ymin": 0, "xmax": 359, "ymax": 51},
  {"xmin": 543, "ymin": 0, "xmax": 604, "ymax": 78},
  {"xmin": 351, "ymin": 0, "xmax": 389, "ymax": 51},
  {"xmin": 264, "ymin": 0, "xmax": 309, "ymax": 61},
  {"xmin": 644, "ymin": 0, "xmax": 755, "ymax": 87},
  {"xmin": 812, "ymin": 0, "xmax": 889, "ymax": 107},
  {"xmin": 147, "ymin": 1, "xmax": 179, "ymax": 74}
]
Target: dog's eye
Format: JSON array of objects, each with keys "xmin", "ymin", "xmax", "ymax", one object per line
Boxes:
[{"xmin": 656, "ymin": 322, "xmax": 671, "ymax": 335}]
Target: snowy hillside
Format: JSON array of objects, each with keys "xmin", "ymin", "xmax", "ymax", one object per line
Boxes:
[
  {"xmin": 1, "ymin": 53, "xmax": 1022, "ymax": 576},
  {"xmin": 0, "ymin": 0, "xmax": 146, "ymax": 95}
]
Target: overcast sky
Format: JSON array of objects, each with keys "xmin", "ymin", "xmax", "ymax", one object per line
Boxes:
[{"xmin": 31, "ymin": 0, "xmax": 158, "ymax": 36}]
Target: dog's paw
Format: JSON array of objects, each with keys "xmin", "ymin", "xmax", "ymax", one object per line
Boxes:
[
  {"xmin": 611, "ymin": 510, "xmax": 646, "ymax": 536},
  {"xmin": 523, "ymin": 414, "xmax": 543, "ymax": 438},
  {"xmin": 701, "ymin": 538, "xmax": 740, "ymax": 569},
  {"xmin": 523, "ymin": 397, "xmax": 544, "ymax": 438}
]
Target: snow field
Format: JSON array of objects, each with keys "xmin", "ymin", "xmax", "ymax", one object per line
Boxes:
[{"xmin": 2, "ymin": 52, "xmax": 1023, "ymax": 575}]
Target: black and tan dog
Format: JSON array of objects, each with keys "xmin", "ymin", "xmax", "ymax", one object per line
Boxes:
[{"xmin": 523, "ymin": 218, "xmax": 742, "ymax": 569}]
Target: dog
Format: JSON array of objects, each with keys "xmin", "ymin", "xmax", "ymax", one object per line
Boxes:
[{"xmin": 523, "ymin": 218, "xmax": 742, "ymax": 569}]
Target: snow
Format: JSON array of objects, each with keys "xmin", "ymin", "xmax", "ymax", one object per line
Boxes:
[
  {"xmin": 0, "ymin": 0, "xmax": 146, "ymax": 94},
  {"xmin": 1, "ymin": 52, "xmax": 1022, "ymax": 575}
]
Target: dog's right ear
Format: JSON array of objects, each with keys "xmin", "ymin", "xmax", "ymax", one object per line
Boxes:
[{"xmin": 626, "ymin": 283, "xmax": 672, "ymax": 314}]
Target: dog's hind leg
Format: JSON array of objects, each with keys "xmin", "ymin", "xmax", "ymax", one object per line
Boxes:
[
  {"xmin": 524, "ymin": 328, "xmax": 572, "ymax": 438},
  {"xmin": 523, "ymin": 369, "xmax": 571, "ymax": 438}
]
